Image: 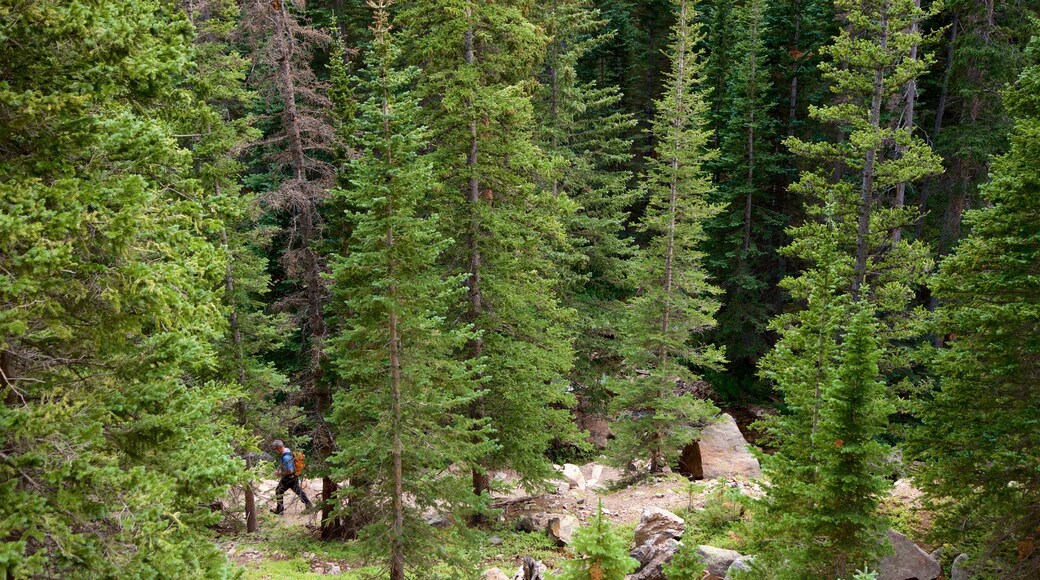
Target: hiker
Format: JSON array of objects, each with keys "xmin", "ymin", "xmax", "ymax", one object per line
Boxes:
[{"xmin": 270, "ymin": 440, "xmax": 314, "ymax": 514}]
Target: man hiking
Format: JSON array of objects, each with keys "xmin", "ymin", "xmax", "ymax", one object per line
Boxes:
[{"xmin": 270, "ymin": 440, "xmax": 314, "ymax": 514}]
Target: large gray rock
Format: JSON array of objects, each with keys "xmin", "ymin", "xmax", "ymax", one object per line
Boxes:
[
  {"xmin": 630, "ymin": 538, "xmax": 681, "ymax": 580},
  {"xmin": 950, "ymin": 553, "xmax": 971, "ymax": 580},
  {"xmin": 695, "ymin": 545, "xmax": 743, "ymax": 577},
  {"xmin": 547, "ymin": 514, "xmax": 579, "ymax": 546},
  {"xmin": 562, "ymin": 464, "xmax": 586, "ymax": 490},
  {"xmin": 633, "ymin": 507, "xmax": 685, "ymax": 546},
  {"xmin": 878, "ymin": 530, "xmax": 941, "ymax": 580},
  {"xmin": 515, "ymin": 512, "xmax": 551, "ymax": 533},
  {"xmin": 725, "ymin": 556, "xmax": 755, "ymax": 579},
  {"xmin": 683, "ymin": 414, "xmax": 762, "ymax": 479}
]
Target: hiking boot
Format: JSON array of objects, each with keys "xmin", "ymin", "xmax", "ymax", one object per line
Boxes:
[{"xmin": 270, "ymin": 507, "xmax": 284, "ymax": 515}]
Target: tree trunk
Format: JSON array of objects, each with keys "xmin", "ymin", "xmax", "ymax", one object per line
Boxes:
[
  {"xmin": 932, "ymin": 15, "xmax": 957, "ymax": 137},
  {"xmin": 892, "ymin": 0, "xmax": 919, "ymax": 243},
  {"xmin": 852, "ymin": 0, "xmax": 889, "ymax": 299},
  {"xmin": 787, "ymin": 2, "xmax": 801, "ymax": 137}
]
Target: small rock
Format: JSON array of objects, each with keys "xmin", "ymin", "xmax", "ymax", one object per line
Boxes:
[
  {"xmin": 577, "ymin": 498, "xmax": 586, "ymax": 505},
  {"xmin": 515, "ymin": 512, "xmax": 551, "ymax": 533},
  {"xmin": 878, "ymin": 529, "xmax": 941, "ymax": 580},
  {"xmin": 422, "ymin": 512, "xmax": 452, "ymax": 528},
  {"xmin": 634, "ymin": 507, "xmax": 685, "ymax": 546},
  {"xmin": 655, "ymin": 493, "xmax": 664, "ymax": 498},
  {"xmin": 328, "ymin": 564, "xmax": 341, "ymax": 574},
  {"xmin": 630, "ymin": 538, "xmax": 681, "ymax": 580},
  {"xmin": 483, "ymin": 568, "xmax": 510, "ymax": 580},
  {"xmin": 562, "ymin": 464, "xmax": 586, "ymax": 490},
  {"xmin": 489, "ymin": 535, "xmax": 503, "ymax": 546},
  {"xmin": 590, "ymin": 464, "xmax": 605, "ymax": 481},
  {"xmin": 695, "ymin": 545, "xmax": 743, "ymax": 577},
  {"xmin": 725, "ymin": 555, "xmax": 755, "ymax": 579},
  {"xmin": 547, "ymin": 514, "xmax": 580, "ymax": 546},
  {"xmin": 950, "ymin": 553, "xmax": 971, "ymax": 580}
]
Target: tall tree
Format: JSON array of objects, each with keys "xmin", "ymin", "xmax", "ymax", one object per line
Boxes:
[
  {"xmin": 239, "ymin": 0, "xmax": 342, "ymax": 535},
  {"xmin": 0, "ymin": 1, "xmax": 240, "ymax": 576},
  {"xmin": 704, "ymin": 0, "xmax": 787, "ymax": 387},
  {"xmin": 533, "ymin": 0, "xmax": 637, "ymax": 424},
  {"xmin": 325, "ymin": 2, "xmax": 491, "ymax": 575},
  {"xmin": 179, "ymin": 0, "xmax": 290, "ymax": 534},
  {"xmin": 911, "ymin": 37, "xmax": 1040, "ymax": 578},
  {"xmin": 609, "ymin": 0, "xmax": 723, "ymax": 474},
  {"xmin": 751, "ymin": 0, "xmax": 941, "ymax": 576},
  {"xmin": 400, "ymin": 0, "xmax": 580, "ymax": 501}
]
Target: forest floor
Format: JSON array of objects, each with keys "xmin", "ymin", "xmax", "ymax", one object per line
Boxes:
[{"xmin": 218, "ymin": 462, "xmax": 777, "ymax": 578}]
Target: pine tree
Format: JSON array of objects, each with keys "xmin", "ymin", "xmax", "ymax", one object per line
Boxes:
[
  {"xmin": 910, "ymin": 39, "xmax": 1040, "ymax": 578},
  {"xmin": 751, "ymin": 0, "xmax": 942, "ymax": 576},
  {"xmin": 704, "ymin": 0, "xmax": 787, "ymax": 383},
  {"xmin": 554, "ymin": 502, "xmax": 639, "ymax": 580},
  {"xmin": 325, "ymin": 2, "xmax": 491, "ymax": 575},
  {"xmin": 399, "ymin": 0, "xmax": 580, "ymax": 500},
  {"xmin": 177, "ymin": 0, "xmax": 291, "ymax": 534},
  {"xmin": 609, "ymin": 0, "xmax": 723, "ymax": 474},
  {"xmin": 239, "ymin": 0, "xmax": 343, "ymax": 536},
  {"xmin": 532, "ymin": 0, "xmax": 637, "ymax": 424},
  {"xmin": 0, "ymin": 2, "xmax": 240, "ymax": 576}
]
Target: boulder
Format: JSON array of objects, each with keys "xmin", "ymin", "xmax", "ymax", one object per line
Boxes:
[
  {"xmin": 515, "ymin": 512, "xmax": 551, "ymax": 533},
  {"xmin": 682, "ymin": 414, "xmax": 761, "ymax": 479},
  {"xmin": 422, "ymin": 512, "xmax": 452, "ymax": 528},
  {"xmin": 950, "ymin": 553, "xmax": 971, "ymax": 580},
  {"xmin": 634, "ymin": 507, "xmax": 685, "ymax": 546},
  {"xmin": 695, "ymin": 545, "xmax": 743, "ymax": 577},
  {"xmin": 547, "ymin": 514, "xmax": 579, "ymax": 546},
  {"xmin": 725, "ymin": 555, "xmax": 755, "ymax": 579},
  {"xmin": 562, "ymin": 464, "xmax": 586, "ymax": 490},
  {"xmin": 878, "ymin": 530, "xmax": 941, "ymax": 580},
  {"xmin": 630, "ymin": 537, "xmax": 681, "ymax": 580},
  {"xmin": 483, "ymin": 568, "xmax": 510, "ymax": 580}
]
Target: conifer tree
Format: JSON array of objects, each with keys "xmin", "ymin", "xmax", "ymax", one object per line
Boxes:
[
  {"xmin": 609, "ymin": 0, "xmax": 723, "ymax": 474},
  {"xmin": 240, "ymin": 0, "xmax": 343, "ymax": 535},
  {"xmin": 533, "ymin": 0, "xmax": 637, "ymax": 416},
  {"xmin": 399, "ymin": 0, "xmax": 580, "ymax": 499},
  {"xmin": 911, "ymin": 40, "xmax": 1040, "ymax": 578},
  {"xmin": 751, "ymin": 0, "xmax": 942, "ymax": 576},
  {"xmin": 0, "ymin": 2, "xmax": 240, "ymax": 576},
  {"xmin": 177, "ymin": 0, "xmax": 290, "ymax": 533},
  {"xmin": 554, "ymin": 502, "xmax": 638, "ymax": 580},
  {"xmin": 325, "ymin": 2, "xmax": 491, "ymax": 575},
  {"xmin": 704, "ymin": 0, "xmax": 786, "ymax": 377}
]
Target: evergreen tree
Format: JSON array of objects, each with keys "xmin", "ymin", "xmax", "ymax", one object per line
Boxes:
[
  {"xmin": 399, "ymin": 0, "xmax": 580, "ymax": 499},
  {"xmin": 325, "ymin": 2, "xmax": 491, "ymax": 575},
  {"xmin": 911, "ymin": 38, "xmax": 1040, "ymax": 578},
  {"xmin": 751, "ymin": 0, "xmax": 941, "ymax": 576},
  {"xmin": 704, "ymin": 0, "xmax": 787, "ymax": 385},
  {"xmin": 554, "ymin": 502, "xmax": 638, "ymax": 580},
  {"xmin": 177, "ymin": 0, "xmax": 290, "ymax": 534},
  {"xmin": 609, "ymin": 0, "xmax": 723, "ymax": 474},
  {"xmin": 239, "ymin": 0, "xmax": 343, "ymax": 536},
  {"xmin": 0, "ymin": 2, "xmax": 240, "ymax": 576},
  {"xmin": 533, "ymin": 0, "xmax": 637, "ymax": 421}
]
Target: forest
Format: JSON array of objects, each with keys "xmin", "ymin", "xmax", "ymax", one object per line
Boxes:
[{"xmin": 1, "ymin": 0, "xmax": 1038, "ymax": 578}]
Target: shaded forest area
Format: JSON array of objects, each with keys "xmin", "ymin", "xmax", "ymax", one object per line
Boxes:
[{"xmin": 1, "ymin": 0, "xmax": 1038, "ymax": 578}]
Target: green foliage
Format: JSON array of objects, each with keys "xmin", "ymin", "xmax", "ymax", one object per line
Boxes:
[
  {"xmin": 553, "ymin": 503, "xmax": 638, "ymax": 580},
  {"xmin": 325, "ymin": 6, "xmax": 492, "ymax": 574},
  {"xmin": 0, "ymin": 1, "xmax": 242, "ymax": 576},
  {"xmin": 399, "ymin": 0, "xmax": 581, "ymax": 491},
  {"xmin": 609, "ymin": 0, "xmax": 723, "ymax": 474},
  {"xmin": 910, "ymin": 32, "xmax": 1040, "ymax": 578},
  {"xmin": 533, "ymin": 0, "xmax": 638, "ymax": 408},
  {"xmin": 751, "ymin": 0, "xmax": 941, "ymax": 576}
]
